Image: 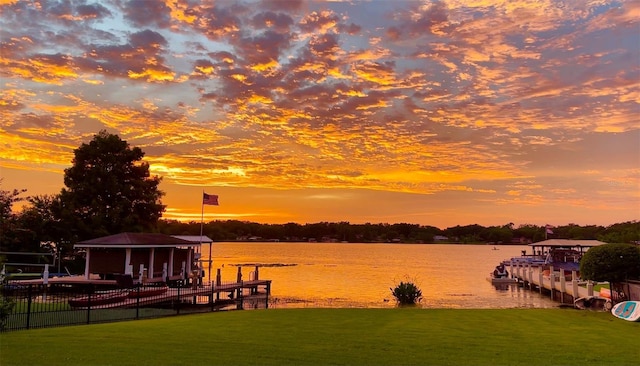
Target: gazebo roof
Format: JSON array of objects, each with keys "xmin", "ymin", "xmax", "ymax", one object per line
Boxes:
[
  {"xmin": 75, "ymin": 233, "xmax": 201, "ymax": 249},
  {"xmin": 529, "ymin": 239, "xmax": 607, "ymax": 248},
  {"xmin": 172, "ymin": 235, "xmax": 213, "ymax": 244}
]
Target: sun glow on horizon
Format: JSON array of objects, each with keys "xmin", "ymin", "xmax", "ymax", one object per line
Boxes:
[{"xmin": 1, "ymin": 0, "xmax": 638, "ymax": 227}]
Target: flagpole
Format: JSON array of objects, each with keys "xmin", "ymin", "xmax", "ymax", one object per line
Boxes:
[
  {"xmin": 200, "ymin": 189, "xmax": 205, "ymax": 239},
  {"xmin": 201, "ymin": 191, "xmax": 217, "ymax": 284},
  {"xmin": 200, "ymin": 190, "xmax": 205, "ymax": 284}
]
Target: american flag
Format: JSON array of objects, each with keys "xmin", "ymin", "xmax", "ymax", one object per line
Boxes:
[
  {"xmin": 203, "ymin": 192, "xmax": 219, "ymax": 206},
  {"xmin": 545, "ymin": 225, "xmax": 554, "ymax": 234}
]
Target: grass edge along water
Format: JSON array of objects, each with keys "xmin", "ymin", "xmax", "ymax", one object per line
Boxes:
[{"xmin": 1, "ymin": 308, "xmax": 639, "ymax": 366}]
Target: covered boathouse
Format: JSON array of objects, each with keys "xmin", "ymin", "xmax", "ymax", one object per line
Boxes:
[{"xmin": 74, "ymin": 233, "xmax": 207, "ymax": 283}]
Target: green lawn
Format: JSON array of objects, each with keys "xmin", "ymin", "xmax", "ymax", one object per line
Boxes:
[{"xmin": 1, "ymin": 308, "xmax": 638, "ymax": 366}]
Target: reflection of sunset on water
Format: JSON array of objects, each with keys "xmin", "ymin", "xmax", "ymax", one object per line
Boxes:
[
  {"xmin": 1, "ymin": 1, "xmax": 638, "ymax": 228},
  {"xmin": 204, "ymin": 243, "xmax": 557, "ymax": 309}
]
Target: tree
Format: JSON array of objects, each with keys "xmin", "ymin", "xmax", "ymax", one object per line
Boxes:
[
  {"xmin": 598, "ymin": 221, "xmax": 640, "ymax": 244},
  {"xmin": 580, "ymin": 243, "xmax": 640, "ymax": 300},
  {"xmin": 57, "ymin": 131, "xmax": 165, "ymax": 240},
  {"xmin": 0, "ymin": 184, "xmax": 28, "ymax": 252}
]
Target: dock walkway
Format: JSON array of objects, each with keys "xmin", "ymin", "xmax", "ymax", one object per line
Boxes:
[
  {"xmin": 73, "ymin": 279, "xmax": 272, "ymax": 310},
  {"xmin": 505, "ymin": 261, "xmax": 602, "ymax": 304}
]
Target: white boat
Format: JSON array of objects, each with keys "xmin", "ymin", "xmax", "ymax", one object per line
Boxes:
[
  {"xmin": 486, "ymin": 273, "xmax": 517, "ymax": 284},
  {"xmin": 574, "ymin": 296, "xmax": 612, "ymax": 311}
]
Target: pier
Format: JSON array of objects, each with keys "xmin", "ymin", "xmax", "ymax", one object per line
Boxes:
[
  {"xmin": 79, "ymin": 278, "xmax": 272, "ymax": 310},
  {"xmin": 500, "ymin": 239, "xmax": 610, "ymax": 305},
  {"xmin": 10, "ymin": 265, "xmax": 272, "ymax": 311},
  {"xmin": 505, "ymin": 261, "xmax": 604, "ymax": 305}
]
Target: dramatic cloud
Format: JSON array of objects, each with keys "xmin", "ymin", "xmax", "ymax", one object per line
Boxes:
[{"xmin": 1, "ymin": 0, "xmax": 638, "ymax": 227}]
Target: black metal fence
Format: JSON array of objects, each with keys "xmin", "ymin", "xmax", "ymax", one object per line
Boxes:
[{"xmin": 1, "ymin": 280, "xmax": 269, "ymax": 332}]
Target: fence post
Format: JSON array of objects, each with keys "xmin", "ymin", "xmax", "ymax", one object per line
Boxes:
[
  {"xmin": 135, "ymin": 285, "xmax": 140, "ymax": 320},
  {"xmin": 26, "ymin": 285, "xmax": 32, "ymax": 330},
  {"xmin": 86, "ymin": 284, "xmax": 92, "ymax": 324},
  {"xmin": 176, "ymin": 284, "xmax": 180, "ymax": 315},
  {"xmin": 210, "ymin": 284, "xmax": 214, "ymax": 312}
]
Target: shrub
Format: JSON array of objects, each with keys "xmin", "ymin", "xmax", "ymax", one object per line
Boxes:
[
  {"xmin": 390, "ymin": 281, "xmax": 422, "ymax": 305},
  {"xmin": 580, "ymin": 243, "xmax": 640, "ymax": 282},
  {"xmin": 0, "ymin": 277, "xmax": 15, "ymax": 330}
]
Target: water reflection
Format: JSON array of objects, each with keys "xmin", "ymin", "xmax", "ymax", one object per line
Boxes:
[{"xmin": 203, "ymin": 243, "xmax": 558, "ymax": 309}]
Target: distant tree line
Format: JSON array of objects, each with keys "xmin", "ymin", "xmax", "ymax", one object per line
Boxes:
[
  {"xmin": 1, "ymin": 131, "xmax": 639, "ymax": 274},
  {"xmin": 156, "ymin": 219, "xmax": 640, "ymax": 245}
]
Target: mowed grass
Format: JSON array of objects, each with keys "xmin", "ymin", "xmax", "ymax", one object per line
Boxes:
[{"xmin": 1, "ymin": 308, "xmax": 638, "ymax": 366}]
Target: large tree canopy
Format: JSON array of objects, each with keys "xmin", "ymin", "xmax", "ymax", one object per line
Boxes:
[
  {"xmin": 57, "ymin": 131, "xmax": 165, "ymax": 240},
  {"xmin": 580, "ymin": 243, "xmax": 640, "ymax": 283}
]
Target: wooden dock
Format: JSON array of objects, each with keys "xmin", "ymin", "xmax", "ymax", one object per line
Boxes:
[
  {"xmin": 15, "ymin": 265, "xmax": 273, "ymax": 311},
  {"xmin": 505, "ymin": 261, "xmax": 604, "ymax": 304},
  {"xmin": 66, "ymin": 279, "xmax": 272, "ymax": 310}
]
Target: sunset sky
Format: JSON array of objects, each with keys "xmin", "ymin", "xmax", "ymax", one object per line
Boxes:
[{"xmin": 1, "ymin": 0, "xmax": 638, "ymax": 229}]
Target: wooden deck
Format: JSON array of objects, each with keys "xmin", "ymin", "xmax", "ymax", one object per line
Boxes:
[{"xmin": 71, "ymin": 280, "xmax": 272, "ymax": 309}]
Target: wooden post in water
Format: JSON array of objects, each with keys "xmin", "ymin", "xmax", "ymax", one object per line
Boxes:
[
  {"xmin": 215, "ymin": 269, "xmax": 221, "ymax": 301},
  {"xmin": 528, "ymin": 265, "xmax": 534, "ymax": 289},
  {"xmin": 549, "ymin": 265, "xmax": 555, "ymax": 300},
  {"xmin": 265, "ymin": 281, "xmax": 271, "ymax": 309},
  {"xmin": 538, "ymin": 268, "xmax": 544, "ymax": 294},
  {"xmin": 559, "ymin": 270, "xmax": 566, "ymax": 303},
  {"xmin": 236, "ymin": 266, "xmax": 243, "ymax": 310},
  {"xmin": 587, "ymin": 280, "xmax": 594, "ymax": 296}
]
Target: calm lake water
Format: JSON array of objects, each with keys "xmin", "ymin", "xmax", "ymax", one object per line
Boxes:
[{"xmin": 202, "ymin": 242, "xmax": 557, "ymax": 309}]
